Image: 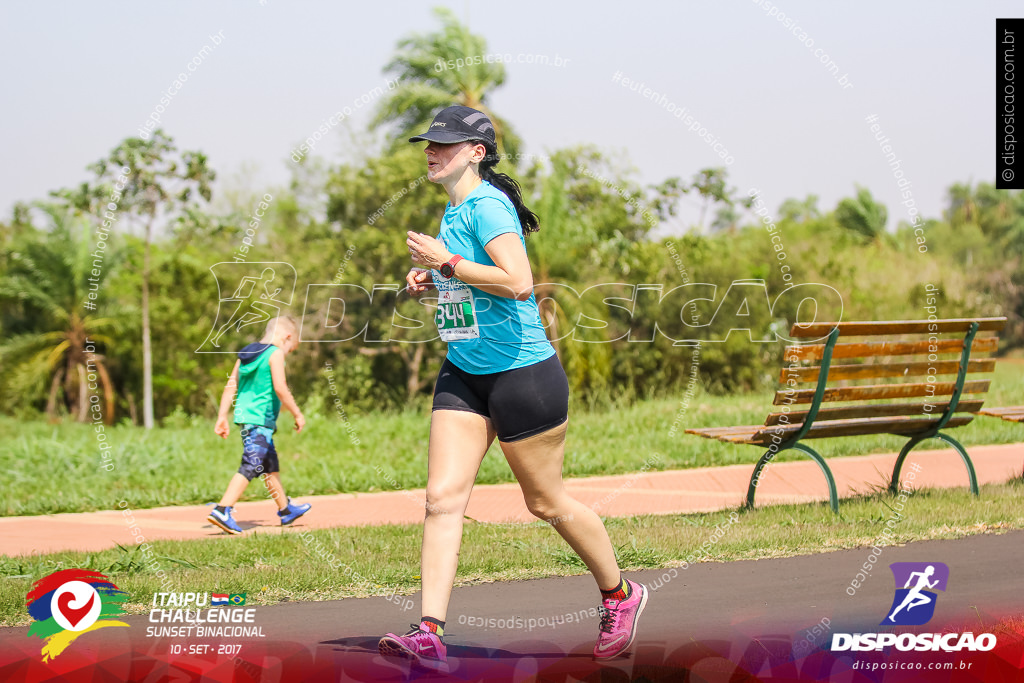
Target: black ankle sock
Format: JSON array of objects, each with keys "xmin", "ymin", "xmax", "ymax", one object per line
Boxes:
[
  {"xmin": 215, "ymin": 505, "xmax": 227, "ymax": 514},
  {"xmin": 600, "ymin": 578, "xmax": 630, "ymax": 601},
  {"xmin": 421, "ymin": 616, "xmax": 445, "ymax": 636}
]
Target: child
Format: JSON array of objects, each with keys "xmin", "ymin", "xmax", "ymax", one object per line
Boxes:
[{"xmin": 209, "ymin": 316, "xmax": 310, "ymax": 534}]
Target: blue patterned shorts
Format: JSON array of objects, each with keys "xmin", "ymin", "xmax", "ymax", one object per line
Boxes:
[{"xmin": 238, "ymin": 425, "xmax": 279, "ymax": 480}]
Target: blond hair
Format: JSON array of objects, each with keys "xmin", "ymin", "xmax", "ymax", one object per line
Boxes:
[{"xmin": 264, "ymin": 315, "xmax": 297, "ymax": 337}]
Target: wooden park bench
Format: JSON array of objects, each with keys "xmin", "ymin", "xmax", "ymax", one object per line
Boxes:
[
  {"xmin": 686, "ymin": 317, "xmax": 1006, "ymax": 513},
  {"xmin": 974, "ymin": 399, "xmax": 1024, "ymax": 478}
]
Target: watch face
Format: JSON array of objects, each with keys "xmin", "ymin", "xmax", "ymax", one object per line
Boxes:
[{"xmin": 440, "ymin": 264, "xmax": 453, "ymax": 278}]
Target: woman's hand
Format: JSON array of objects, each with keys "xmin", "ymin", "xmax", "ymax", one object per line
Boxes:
[
  {"xmin": 406, "ymin": 267, "xmax": 435, "ymax": 295},
  {"xmin": 407, "ymin": 231, "xmax": 451, "ymax": 270}
]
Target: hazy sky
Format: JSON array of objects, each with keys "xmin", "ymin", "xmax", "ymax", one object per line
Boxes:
[{"xmin": 0, "ymin": 1, "xmax": 1014, "ymax": 233}]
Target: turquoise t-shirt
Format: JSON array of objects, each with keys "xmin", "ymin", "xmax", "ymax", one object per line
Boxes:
[{"xmin": 431, "ymin": 181, "xmax": 554, "ymax": 374}]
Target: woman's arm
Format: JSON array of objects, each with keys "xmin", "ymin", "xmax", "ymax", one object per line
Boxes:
[{"xmin": 406, "ymin": 230, "xmax": 534, "ymax": 301}]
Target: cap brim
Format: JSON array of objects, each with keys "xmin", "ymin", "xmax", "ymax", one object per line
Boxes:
[{"xmin": 408, "ymin": 130, "xmax": 476, "ymax": 144}]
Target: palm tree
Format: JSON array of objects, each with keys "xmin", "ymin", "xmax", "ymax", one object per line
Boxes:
[
  {"xmin": 0, "ymin": 204, "xmax": 120, "ymax": 421},
  {"xmin": 373, "ymin": 7, "xmax": 522, "ymax": 160},
  {"xmin": 835, "ymin": 186, "xmax": 888, "ymax": 243}
]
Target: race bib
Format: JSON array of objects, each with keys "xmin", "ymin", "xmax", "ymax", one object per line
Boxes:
[{"xmin": 434, "ymin": 280, "xmax": 480, "ymax": 341}]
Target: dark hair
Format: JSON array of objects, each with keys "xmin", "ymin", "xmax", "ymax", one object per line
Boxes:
[{"xmin": 474, "ymin": 142, "xmax": 539, "ymax": 237}]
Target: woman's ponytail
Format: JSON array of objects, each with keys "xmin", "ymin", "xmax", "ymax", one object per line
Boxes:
[{"xmin": 478, "ymin": 145, "xmax": 539, "ymax": 237}]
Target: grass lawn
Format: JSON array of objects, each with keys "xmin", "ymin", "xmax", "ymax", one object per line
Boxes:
[
  {"xmin": 3, "ymin": 362, "xmax": 1022, "ymax": 517},
  {"xmin": 1, "ymin": 478, "xmax": 1021, "ymax": 627}
]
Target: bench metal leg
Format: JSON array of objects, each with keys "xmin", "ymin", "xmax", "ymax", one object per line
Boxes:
[
  {"xmin": 746, "ymin": 443, "xmax": 839, "ymax": 514},
  {"xmin": 889, "ymin": 433, "xmax": 979, "ymax": 496},
  {"xmin": 937, "ymin": 432, "xmax": 979, "ymax": 496},
  {"xmin": 889, "ymin": 436, "xmax": 924, "ymax": 495},
  {"xmin": 793, "ymin": 443, "xmax": 839, "ymax": 514},
  {"xmin": 745, "ymin": 448, "xmax": 779, "ymax": 510}
]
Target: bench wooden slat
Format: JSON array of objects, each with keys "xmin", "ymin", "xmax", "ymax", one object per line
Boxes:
[
  {"xmin": 686, "ymin": 425, "xmax": 761, "ymax": 443},
  {"xmin": 746, "ymin": 415, "xmax": 975, "ymax": 444},
  {"xmin": 789, "ymin": 318, "xmax": 1006, "ymax": 338},
  {"xmin": 778, "ymin": 359, "xmax": 995, "ymax": 384},
  {"xmin": 784, "ymin": 337, "xmax": 998, "ymax": 362},
  {"xmin": 773, "ymin": 380, "xmax": 991, "ymax": 406},
  {"xmin": 975, "ymin": 406, "xmax": 1024, "ymax": 423},
  {"xmin": 684, "ymin": 425, "xmax": 761, "ymax": 438},
  {"xmin": 763, "ymin": 399, "xmax": 986, "ymax": 426},
  {"xmin": 690, "ymin": 415, "xmax": 976, "ymax": 445}
]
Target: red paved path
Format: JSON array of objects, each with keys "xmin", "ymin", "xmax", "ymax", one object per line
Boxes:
[{"xmin": 1, "ymin": 443, "xmax": 1020, "ymax": 556}]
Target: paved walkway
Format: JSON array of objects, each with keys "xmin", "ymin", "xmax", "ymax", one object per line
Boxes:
[
  {"xmin": 4, "ymin": 532, "xmax": 1024, "ymax": 681},
  {"xmin": 2, "ymin": 443, "xmax": 1020, "ymax": 556}
]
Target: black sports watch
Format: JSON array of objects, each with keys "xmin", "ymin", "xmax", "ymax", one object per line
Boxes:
[{"xmin": 440, "ymin": 254, "xmax": 463, "ymax": 279}]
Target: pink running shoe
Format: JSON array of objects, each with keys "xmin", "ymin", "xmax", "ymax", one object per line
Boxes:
[
  {"xmin": 593, "ymin": 580, "xmax": 648, "ymax": 659},
  {"xmin": 378, "ymin": 622, "xmax": 449, "ymax": 673}
]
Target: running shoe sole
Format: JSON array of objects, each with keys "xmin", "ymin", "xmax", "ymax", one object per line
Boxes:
[
  {"xmin": 378, "ymin": 636, "xmax": 450, "ymax": 674},
  {"xmin": 279, "ymin": 506, "xmax": 310, "ymax": 525},
  {"xmin": 206, "ymin": 513, "xmax": 242, "ymax": 535}
]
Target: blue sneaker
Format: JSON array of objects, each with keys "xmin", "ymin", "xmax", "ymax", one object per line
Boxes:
[
  {"xmin": 208, "ymin": 507, "xmax": 242, "ymax": 535},
  {"xmin": 278, "ymin": 498, "xmax": 311, "ymax": 525}
]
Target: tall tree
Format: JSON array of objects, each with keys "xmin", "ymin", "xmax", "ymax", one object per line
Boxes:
[
  {"xmin": 89, "ymin": 130, "xmax": 214, "ymax": 428},
  {"xmin": 373, "ymin": 7, "xmax": 522, "ymax": 159},
  {"xmin": 711, "ymin": 205, "xmax": 740, "ymax": 233},
  {"xmin": 324, "ymin": 145, "xmax": 449, "ymax": 403},
  {"xmin": 529, "ymin": 157, "xmax": 574, "ymax": 354},
  {"xmin": 778, "ymin": 194, "xmax": 820, "ymax": 223},
  {"xmin": 945, "ymin": 182, "xmax": 977, "ymax": 227},
  {"xmin": 523, "ymin": 147, "xmax": 654, "ymax": 388},
  {"xmin": 683, "ymin": 168, "xmax": 749, "ymax": 232}
]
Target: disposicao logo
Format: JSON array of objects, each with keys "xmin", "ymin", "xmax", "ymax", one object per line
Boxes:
[
  {"xmin": 26, "ymin": 569, "xmax": 129, "ymax": 661},
  {"xmin": 883, "ymin": 562, "xmax": 949, "ymax": 626},
  {"xmin": 831, "ymin": 561, "xmax": 996, "ymax": 653}
]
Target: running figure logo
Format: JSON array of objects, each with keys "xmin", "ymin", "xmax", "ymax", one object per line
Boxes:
[
  {"xmin": 882, "ymin": 562, "xmax": 949, "ymax": 626},
  {"xmin": 198, "ymin": 262, "xmax": 296, "ymax": 352}
]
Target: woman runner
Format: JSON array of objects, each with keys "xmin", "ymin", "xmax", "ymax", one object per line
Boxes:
[{"xmin": 377, "ymin": 105, "xmax": 648, "ymax": 673}]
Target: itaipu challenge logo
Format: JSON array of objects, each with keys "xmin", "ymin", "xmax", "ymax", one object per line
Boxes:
[{"xmin": 26, "ymin": 569, "xmax": 129, "ymax": 661}]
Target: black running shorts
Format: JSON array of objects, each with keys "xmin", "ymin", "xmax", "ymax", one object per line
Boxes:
[{"xmin": 432, "ymin": 354, "xmax": 569, "ymax": 442}]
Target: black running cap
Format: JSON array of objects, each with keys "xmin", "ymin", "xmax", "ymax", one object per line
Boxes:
[{"xmin": 408, "ymin": 105, "xmax": 496, "ymax": 146}]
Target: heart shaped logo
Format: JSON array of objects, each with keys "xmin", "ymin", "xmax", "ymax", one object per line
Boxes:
[
  {"xmin": 50, "ymin": 581, "xmax": 101, "ymax": 632},
  {"xmin": 57, "ymin": 591, "xmax": 95, "ymax": 629}
]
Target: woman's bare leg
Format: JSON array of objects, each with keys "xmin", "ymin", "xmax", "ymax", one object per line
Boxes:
[
  {"xmin": 419, "ymin": 409, "xmax": 495, "ymax": 621},
  {"xmin": 500, "ymin": 421, "xmax": 621, "ymax": 590}
]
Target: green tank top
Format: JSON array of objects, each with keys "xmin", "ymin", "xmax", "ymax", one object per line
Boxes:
[{"xmin": 233, "ymin": 344, "xmax": 281, "ymax": 428}]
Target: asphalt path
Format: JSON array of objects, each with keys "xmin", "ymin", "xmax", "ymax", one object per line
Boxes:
[{"xmin": 3, "ymin": 531, "xmax": 1023, "ymax": 682}]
